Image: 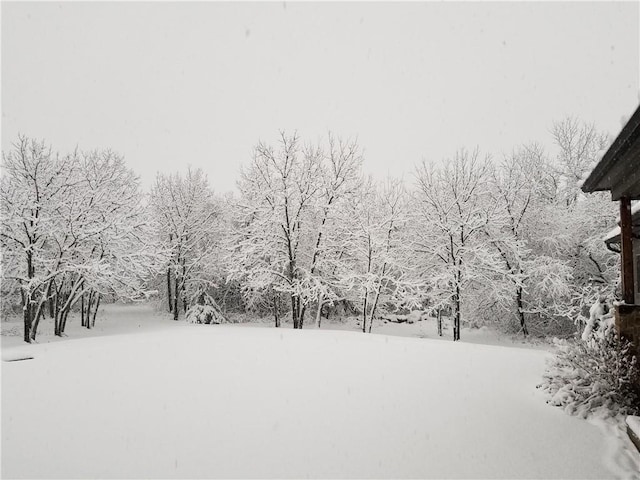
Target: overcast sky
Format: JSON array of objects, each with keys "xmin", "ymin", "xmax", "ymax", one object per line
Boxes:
[{"xmin": 2, "ymin": 1, "xmax": 639, "ymax": 194}]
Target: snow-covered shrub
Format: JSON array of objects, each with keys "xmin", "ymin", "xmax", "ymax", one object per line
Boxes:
[
  {"xmin": 185, "ymin": 295, "xmax": 227, "ymax": 325},
  {"xmin": 540, "ymin": 319, "xmax": 639, "ymax": 418}
]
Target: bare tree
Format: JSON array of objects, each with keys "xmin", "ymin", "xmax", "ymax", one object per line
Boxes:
[
  {"xmin": 486, "ymin": 144, "xmax": 548, "ymax": 336},
  {"xmin": 551, "ymin": 117, "xmax": 609, "ymax": 206},
  {"xmin": 1, "ymin": 137, "xmax": 156, "ymax": 342},
  {"xmin": 150, "ymin": 168, "xmax": 220, "ymax": 321},
  {"xmin": 413, "ymin": 149, "xmax": 494, "ymax": 341},
  {"xmin": 1, "ymin": 136, "xmax": 80, "ymax": 342},
  {"xmin": 303, "ymin": 133, "xmax": 362, "ymax": 328},
  {"xmin": 232, "ymin": 132, "xmax": 361, "ymax": 329},
  {"xmin": 336, "ymin": 177, "xmax": 420, "ymax": 333}
]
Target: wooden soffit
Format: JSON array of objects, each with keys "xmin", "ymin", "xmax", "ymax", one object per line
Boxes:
[{"xmin": 581, "ymin": 104, "xmax": 640, "ymax": 201}]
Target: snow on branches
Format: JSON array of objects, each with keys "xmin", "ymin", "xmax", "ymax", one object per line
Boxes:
[
  {"xmin": 2, "ymin": 116, "xmax": 624, "ymax": 342},
  {"xmin": 230, "ymin": 132, "xmax": 363, "ymax": 328},
  {"xmin": 412, "ymin": 148, "xmax": 497, "ymax": 341},
  {"xmin": 335, "ymin": 177, "xmax": 422, "ymax": 333},
  {"xmin": 540, "ymin": 318, "xmax": 639, "ymax": 419},
  {"xmin": 1, "ymin": 136, "xmax": 159, "ymax": 341},
  {"xmin": 150, "ymin": 168, "xmax": 223, "ymax": 321}
]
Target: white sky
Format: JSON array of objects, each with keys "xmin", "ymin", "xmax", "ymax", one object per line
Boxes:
[{"xmin": 2, "ymin": 1, "xmax": 639, "ymax": 194}]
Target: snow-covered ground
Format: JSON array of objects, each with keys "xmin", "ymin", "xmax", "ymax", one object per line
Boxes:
[{"xmin": 2, "ymin": 304, "xmax": 639, "ymax": 478}]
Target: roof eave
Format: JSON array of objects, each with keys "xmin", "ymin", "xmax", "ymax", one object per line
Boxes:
[{"xmin": 581, "ymin": 103, "xmax": 640, "ymax": 194}]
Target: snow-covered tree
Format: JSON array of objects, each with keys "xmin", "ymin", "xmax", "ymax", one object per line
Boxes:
[
  {"xmin": 150, "ymin": 168, "xmax": 221, "ymax": 321},
  {"xmin": 551, "ymin": 117, "xmax": 610, "ymax": 207},
  {"xmin": 231, "ymin": 132, "xmax": 362, "ymax": 329},
  {"xmin": 546, "ymin": 118, "xmax": 618, "ymax": 331},
  {"xmin": 337, "ymin": 177, "xmax": 421, "ymax": 333},
  {"xmin": 466, "ymin": 118, "xmax": 616, "ymax": 338},
  {"xmin": 1, "ymin": 136, "xmax": 157, "ymax": 342},
  {"xmin": 484, "ymin": 144, "xmax": 562, "ymax": 335},
  {"xmin": 301, "ymin": 133, "xmax": 363, "ymax": 327},
  {"xmin": 46, "ymin": 148, "xmax": 158, "ymax": 336},
  {"xmin": 413, "ymin": 149, "xmax": 497, "ymax": 341},
  {"xmin": 1, "ymin": 136, "xmax": 85, "ymax": 341},
  {"xmin": 231, "ymin": 132, "xmax": 314, "ymax": 327}
]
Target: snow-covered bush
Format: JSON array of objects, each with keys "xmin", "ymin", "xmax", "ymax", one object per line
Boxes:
[
  {"xmin": 185, "ymin": 295, "xmax": 227, "ymax": 325},
  {"xmin": 540, "ymin": 319, "xmax": 639, "ymax": 418}
]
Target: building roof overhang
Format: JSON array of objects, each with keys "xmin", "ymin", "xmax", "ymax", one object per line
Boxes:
[{"xmin": 581, "ymin": 104, "xmax": 640, "ymax": 201}]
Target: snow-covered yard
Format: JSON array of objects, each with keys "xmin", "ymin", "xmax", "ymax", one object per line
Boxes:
[{"xmin": 2, "ymin": 304, "xmax": 639, "ymax": 478}]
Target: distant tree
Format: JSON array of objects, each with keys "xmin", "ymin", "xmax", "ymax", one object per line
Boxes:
[
  {"xmin": 550, "ymin": 118, "xmax": 618, "ymax": 327},
  {"xmin": 551, "ymin": 117, "xmax": 609, "ymax": 207},
  {"xmin": 226, "ymin": 190, "xmax": 283, "ymax": 322},
  {"xmin": 232, "ymin": 132, "xmax": 362, "ymax": 329},
  {"xmin": 413, "ymin": 149, "xmax": 495, "ymax": 341},
  {"xmin": 485, "ymin": 144, "xmax": 553, "ymax": 335},
  {"xmin": 231, "ymin": 132, "xmax": 314, "ymax": 328},
  {"xmin": 150, "ymin": 168, "xmax": 220, "ymax": 321},
  {"xmin": 337, "ymin": 177, "xmax": 420, "ymax": 333},
  {"xmin": 302, "ymin": 133, "xmax": 363, "ymax": 328}
]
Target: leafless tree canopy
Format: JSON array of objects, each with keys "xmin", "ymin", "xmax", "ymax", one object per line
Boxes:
[{"xmin": 1, "ymin": 119, "xmax": 619, "ymax": 341}]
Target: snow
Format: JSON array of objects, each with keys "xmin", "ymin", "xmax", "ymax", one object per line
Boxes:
[
  {"xmin": 2, "ymin": 304, "xmax": 639, "ymax": 479},
  {"xmin": 582, "ymin": 299, "xmax": 607, "ymax": 341},
  {"xmin": 628, "ymin": 416, "xmax": 640, "ymax": 437},
  {"xmin": 604, "ymin": 201, "xmax": 640, "ymax": 242},
  {"xmin": 604, "ymin": 225, "xmax": 621, "ymax": 243}
]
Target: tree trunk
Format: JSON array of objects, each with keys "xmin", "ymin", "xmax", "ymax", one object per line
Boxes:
[
  {"xmin": 60, "ymin": 309, "xmax": 71, "ymax": 335},
  {"xmin": 92, "ymin": 294, "xmax": 101, "ymax": 328},
  {"xmin": 167, "ymin": 233, "xmax": 174, "ymax": 313},
  {"xmin": 173, "ymin": 266, "xmax": 179, "ymax": 321},
  {"xmin": 362, "ymin": 237, "xmax": 374, "ymax": 334},
  {"xmin": 368, "ymin": 283, "xmax": 385, "ymax": 334},
  {"xmin": 30, "ymin": 301, "xmax": 45, "ymax": 342},
  {"xmin": 173, "ymin": 290, "xmax": 180, "ymax": 321},
  {"xmin": 451, "ymin": 261, "xmax": 462, "ymax": 342},
  {"xmin": 182, "ymin": 259, "xmax": 187, "ymax": 313},
  {"xmin": 291, "ymin": 295, "xmax": 298, "ymax": 329},
  {"xmin": 298, "ymin": 299, "xmax": 306, "ymax": 329},
  {"xmin": 81, "ymin": 292, "xmax": 86, "ymax": 327},
  {"xmin": 53, "ymin": 281, "xmax": 65, "ymax": 336},
  {"xmin": 22, "ymin": 252, "xmax": 35, "ymax": 343},
  {"xmin": 437, "ymin": 309, "xmax": 443, "ymax": 336},
  {"xmin": 362, "ymin": 290, "xmax": 368, "ymax": 333},
  {"xmin": 53, "ymin": 291, "xmax": 62, "ymax": 336},
  {"xmin": 516, "ymin": 285, "xmax": 528, "ymax": 336},
  {"xmin": 86, "ymin": 291, "xmax": 95, "ymax": 329},
  {"xmin": 453, "ymin": 288, "xmax": 461, "ymax": 342},
  {"xmin": 30, "ymin": 308, "xmax": 44, "ymax": 342},
  {"xmin": 273, "ymin": 292, "xmax": 280, "ymax": 328},
  {"xmin": 22, "ymin": 285, "xmax": 32, "ymax": 343},
  {"xmin": 58, "ymin": 277, "xmax": 85, "ymax": 335},
  {"xmin": 47, "ymin": 280, "xmax": 55, "ymax": 318},
  {"xmin": 29, "ymin": 285, "xmax": 49, "ymax": 341},
  {"xmin": 167, "ymin": 266, "xmax": 173, "ymax": 313},
  {"xmin": 316, "ymin": 294, "xmax": 324, "ymax": 329}
]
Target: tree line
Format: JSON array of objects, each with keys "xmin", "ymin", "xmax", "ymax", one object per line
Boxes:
[{"xmin": 1, "ymin": 118, "xmax": 619, "ymax": 343}]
